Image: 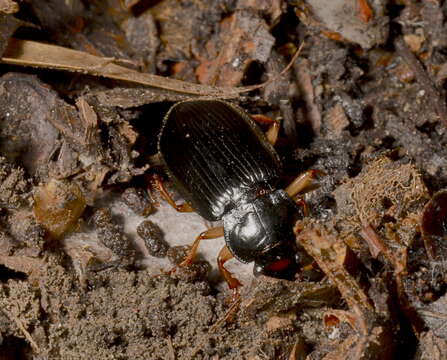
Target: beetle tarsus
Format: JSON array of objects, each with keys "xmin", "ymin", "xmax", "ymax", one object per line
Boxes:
[{"xmin": 218, "ymin": 245, "xmax": 243, "ymax": 291}]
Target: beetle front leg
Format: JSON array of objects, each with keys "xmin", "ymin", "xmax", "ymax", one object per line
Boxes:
[
  {"xmin": 285, "ymin": 170, "xmax": 323, "ymax": 216},
  {"xmin": 218, "ymin": 245, "xmax": 242, "ymax": 298},
  {"xmin": 251, "ymin": 114, "xmax": 280, "ymax": 146},
  {"xmin": 285, "ymin": 169, "xmax": 322, "ymax": 198},
  {"xmin": 153, "ymin": 174, "xmax": 194, "ymax": 212},
  {"xmin": 178, "ymin": 226, "xmax": 224, "ymax": 267}
]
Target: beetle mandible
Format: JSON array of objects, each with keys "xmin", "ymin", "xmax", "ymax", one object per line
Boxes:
[{"xmin": 156, "ymin": 100, "xmax": 317, "ymax": 295}]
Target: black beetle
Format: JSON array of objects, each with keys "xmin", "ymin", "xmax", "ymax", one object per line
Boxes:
[{"xmin": 157, "ymin": 100, "xmax": 315, "ymax": 293}]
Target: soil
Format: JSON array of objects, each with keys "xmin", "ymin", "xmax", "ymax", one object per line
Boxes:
[{"xmin": 1, "ymin": 0, "xmax": 447, "ymax": 359}]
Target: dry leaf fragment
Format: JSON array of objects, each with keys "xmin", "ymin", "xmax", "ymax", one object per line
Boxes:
[
  {"xmin": 265, "ymin": 312, "xmax": 296, "ymax": 333},
  {"xmin": 295, "ymin": 58, "xmax": 322, "ymax": 135},
  {"xmin": 357, "ymin": 0, "xmax": 373, "ymax": 23},
  {"xmin": 418, "ymin": 331, "xmax": 447, "ymax": 360},
  {"xmin": 404, "ymin": 34, "xmax": 425, "ymax": 53},
  {"xmin": 396, "ymin": 37, "xmax": 447, "ymax": 127},
  {"xmin": 295, "ymin": 0, "xmax": 388, "ymax": 49},
  {"xmin": 296, "ymin": 222, "xmax": 395, "ymax": 359},
  {"xmin": 75, "ymin": 97, "xmax": 99, "ymax": 146},
  {"xmin": 0, "ymin": 73, "xmax": 60, "ymax": 177},
  {"xmin": 196, "ymin": 8, "xmax": 274, "ymax": 86},
  {"xmin": 325, "ymin": 104, "xmax": 349, "ymax": 137}
]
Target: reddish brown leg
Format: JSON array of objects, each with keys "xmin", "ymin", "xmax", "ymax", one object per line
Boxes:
[
  {"xmin": 285, "ymin": 169, "xmax": 322, "ymax": 198},
  {"xmin": 178, "ymin": 226, "xmax": 224, "ymax": 267},
  {"xmin": 153, "ymin": 174, "xmax": 194, "ymax": 212},
  {"xmin": 218, "ymin": 245, "xmax": 242, "ymax": 298},
  {"xmin": 251, "ymin": 114, "xmax": 280, "ymax": 146},
  {"xmin": 294, "ymin": 197, "xmax": 309, "ymax": 217}
]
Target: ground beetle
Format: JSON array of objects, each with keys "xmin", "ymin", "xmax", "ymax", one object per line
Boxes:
[{"xmin": 156, "ymin": 100, "xmax": 316, "ymax": 294}]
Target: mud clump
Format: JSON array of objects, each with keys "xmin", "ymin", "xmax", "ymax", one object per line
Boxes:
[
  {"xmin": 122, "ymin": 187, "xmax": 154, "ymax": 217},
  {"xmin": 92, "ymin": 208, "xmax": 135, "ymax": 266},
  {"xmin": 137, "ymin": 220, "xmax": 168, "ymax": 258}
]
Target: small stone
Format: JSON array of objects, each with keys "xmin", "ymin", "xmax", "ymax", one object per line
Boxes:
[
  {"xmin": 167, "ymin": 245, "xmax": 189, "ymax": 265},
  {"xmin": 33, "ymin": 179, "xmax": 86, "ymax": 239},
  {"xmin": 92, "ymin": 208, "xmax": 135, "ymax": 265}
]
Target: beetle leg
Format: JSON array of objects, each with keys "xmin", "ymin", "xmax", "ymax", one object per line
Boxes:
[
  {"xmin": 285, "ymin": 169, "xmax": 322, "ymax": 198},
  {"xmin": 179, "ymin": 226, "xmax": 224, "ymax": 267},
  {"xmin": 153, "ymin": 175, "xmax": 194, "ymax": 212},
  {"xmin": 294, "ymin": 197, "xmax": 309, "ymax": 217},
  {"xmin": 218, "ymin": 245, "xmax": 242, "ymax": 296},
  {"xmin": 251, "ymin": 114, "xmax": 280, "ymax": 146}
]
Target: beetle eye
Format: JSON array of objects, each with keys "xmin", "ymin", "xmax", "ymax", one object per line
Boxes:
[{"xmin": 266, "ymin": 258, "xmax": 291, "ymax": 273}]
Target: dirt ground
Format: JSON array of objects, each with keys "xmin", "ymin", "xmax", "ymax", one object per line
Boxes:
[{"xmin": 1, "ymin": 0, "xmax": 447, "ymax": 359}]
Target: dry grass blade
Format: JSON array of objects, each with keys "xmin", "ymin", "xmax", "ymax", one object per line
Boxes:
[
  {"xmin": 2, "ymin": 38, "xmax": 242, "ymax": 97},
  {"xmin": 2, "ymin": 39, "xmax": 303, "ymax": 98}
]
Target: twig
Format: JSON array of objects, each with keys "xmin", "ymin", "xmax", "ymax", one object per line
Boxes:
[
  {"xmin": 359, "ymin": 223, "xmax": 424, "ymax": 336},
  {"xmin": 294, "ymin": 57, "xmax": 322, "ymax": 135},
  {"xmin": 296, "ymin": 223, "xmax": 396, "ymax": 358},
  {"xmin": 167, "ymin": 336, "xmax": 176, "ymax": 360},
  {"xmin": 395, "ymin": 37, "xmax": 447, "ymax": 127},
  {"xmin": 2, "ymin": 308, "xmax": 40, "ymax": 353},
  {"xmin": 208, "ymin": 296, "xmax": 241, "ymax": 333}
]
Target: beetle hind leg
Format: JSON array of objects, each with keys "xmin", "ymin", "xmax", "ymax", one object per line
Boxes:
[{"xmin": 153, "ymin": 174, "xmax": 194, "ymax": 212}]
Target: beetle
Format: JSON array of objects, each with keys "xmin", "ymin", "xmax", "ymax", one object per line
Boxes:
[{"xmin": 156, "ymin": 100, "xmax": 317, "ymax": 295}]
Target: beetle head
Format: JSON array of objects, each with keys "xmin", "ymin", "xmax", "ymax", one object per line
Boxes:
[{"xmin": 223, "ymin": 189, "xmax": 303, "ymax": 280}]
